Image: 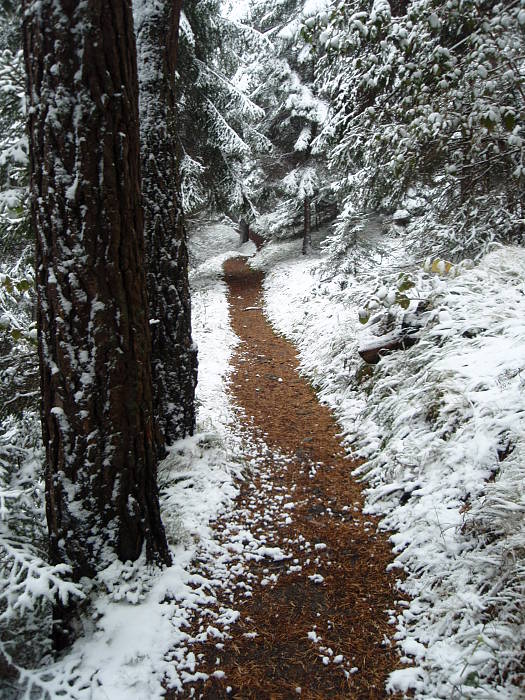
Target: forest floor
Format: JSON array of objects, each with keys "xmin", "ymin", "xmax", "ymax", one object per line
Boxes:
[
  {"xmin": 36, "ymin": 225, "xmax": 522, "ymax": 699},
  {"xmin": 169, "ymin": 257, "xmax": 403, "ymax": 699}
]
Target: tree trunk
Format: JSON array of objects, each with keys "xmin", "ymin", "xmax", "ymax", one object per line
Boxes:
[
  {"xmin": 239, "ymin": 218, "xmax": 250, "ymax": 244},
  {"xmin": 135, "ymin": 0, "xmax": 197, "ymax": 448},
  {"xmin": 302, "ymin": 196, "xmax": 312, "ymax": 255},
  {"xmin": 22, "ymin": 0, "xmax": 171, "ymax": 650}
]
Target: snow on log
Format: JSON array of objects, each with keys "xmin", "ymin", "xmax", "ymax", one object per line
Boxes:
[
  {"xmin": 358, "ymin": 330, "xmax": 419, "ymax": 364},
  {"xmin": 393, "ymin": 209, "xmax": 411, "ymax": 225}
]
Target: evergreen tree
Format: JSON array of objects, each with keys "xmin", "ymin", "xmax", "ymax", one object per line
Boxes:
[
  {"xmin": 235, "ymin": 0, "xmax": 332, "ymax": 248},
  {"xmin": 306, "ymin": 0, "xmax": 525, "ymax": 257},
  {"xmin": 134, "ymin": 0, "xmax": 197, "ymax": 446},
  {"xmin": 22, "ymin": 0, "xmax": 171, "ymax": 649},
  {"xmin": 0, "ymin": 5, "xmax": 29, "ymax": 256},
  {"xmin": 0, "ymin": 6, "xmax": 34, "ymax": 400},
  {"xmin": 0, "ymin": 4, "xmax": 53, "ymax": 674},
  {"xmin": 175, "ymin": 0, "xmax": 268, "ymax": 220}
]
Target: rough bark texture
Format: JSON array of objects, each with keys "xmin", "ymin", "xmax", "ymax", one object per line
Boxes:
[
  {"xmin": 23, "ymin": 0, "xmax": 171, "ymax": 648},
  {"xmin": 135, "ymin": 0, "xmax": 197, "ymax": 447}
]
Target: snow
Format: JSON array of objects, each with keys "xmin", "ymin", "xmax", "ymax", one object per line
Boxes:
[
  {"xmin": 222, "ymin": 0, "xmax": 250, "ymax": 22},
  {"xmin": 6, "ymin": 221, "xmax": 525, "ymax": 698},
  {"xmin": 387, "ymin": 667, "xmax": 425, "ymax": 693},
  {"xmin": 302, "ymin": 0, "xmax": 331, "ymax": 18},
  {"xmin": 188, "ymin": 221, "xmax": 246, "ymax": 429},
  {"xmin": 393, "ymin": 208, "xmax": 410, "ymax": 223},
  {"xmin": 252, "ymin": 234, "xmax": 525, "ymax": 698},
  {"xmin": 13, "ymin": 222, "xmax": 250, "ymax": 699}
]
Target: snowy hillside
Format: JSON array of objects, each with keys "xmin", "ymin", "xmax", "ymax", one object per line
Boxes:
[{"xmin": 253, "ymin": 233, "xmax": 525, "ymax": 698}]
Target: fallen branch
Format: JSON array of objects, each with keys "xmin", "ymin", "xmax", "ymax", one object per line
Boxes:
[{"xmin": 358, "ymin": 330, "xmax": 419, "ymax": 364}]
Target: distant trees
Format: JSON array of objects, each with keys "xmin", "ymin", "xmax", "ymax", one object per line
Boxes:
[
  {"xmin": 0, "ymin": 4, "xmax": 34, "ymax": 420},
  {"xmin": 229, "ymin": 0, "xmax": 332, "ymax": 247},
  {"xmin": 215, "ymin": 0, "xmax": 524, "ymax": 257},
  {"xmin": 305, "ymin": 0, "xmax": 525, "ymax": 257},
  {"xmin": 0, "ymin": 5, "xmax": 28, "ymax": 255},
  {"xmin": 174, "ymin": 1, "xmax": 269, "ymax": 222},
  {"xmin": 135, "ymin": 0, "xmax": 197, "ymax": 446},
  {"xmin": 23, "ymin": 0, "xmax": 171, "ymax": 649}
]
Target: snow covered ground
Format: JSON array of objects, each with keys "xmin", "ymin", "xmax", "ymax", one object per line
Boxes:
[
  {"xmin": 14, "ymin": 222, "xmax": 253, "ymax": 700},
  {"xmin": 252, "ymin": 232, "xmax": 525, "ymax": 699},
  {"xmin": 14, "ymin": 221, "xmax": 524, "ymax": 699}
]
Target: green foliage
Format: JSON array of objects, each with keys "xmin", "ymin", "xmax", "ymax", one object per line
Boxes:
[
  {"xmin": 175, "ymin": 1, "xmax": 268, "ymax": 217},
  {"xmin": 397, "ymin": 273, "xmax": 415, "ymax": 293},
  {"xmin": 0, "ymin": 7, "xmax": 35, "ymax": 423},
  {"xmin": 359, "ymin": 268, "xmax": 419, "ymax": 324},
  {"xmin": 305, "ymin": 0, "xmax": 525, "ymax": 257},
  {"xmin": 0, "ymin": 263, "xmax": 37, "ymax": 416},
  {"xmin": 0, "ymin": 46, "xmax": 29, "ymax": 255}
]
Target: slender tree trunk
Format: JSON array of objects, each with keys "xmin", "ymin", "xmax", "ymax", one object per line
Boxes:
[
  {"xmin": 135, "ymin": 0, "xmax": 197, "ymax": 448},
  {"xmin": 302, "ymin": 196, "xmax": 312, "ymax": 255},
  {"xmin": 239, "ymin": 218, "xmax": 250, "ymax": 244},
  {"xmin": 23, "ymin": 0, "xmax": 171, "ymax": 650}
]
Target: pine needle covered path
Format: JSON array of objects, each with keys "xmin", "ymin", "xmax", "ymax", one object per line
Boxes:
[{"xmin": 171, "ymin": 257, "xmax": 403, "ymax": 699}]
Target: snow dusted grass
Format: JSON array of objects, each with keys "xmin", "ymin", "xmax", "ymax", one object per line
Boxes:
[
  {"xmin": 189, "ymin": 220, "xmax": 254, "ymax": 430},
  {"xmin": 254, "ymin": 236, "xmax": 525, "ymax": 698}
]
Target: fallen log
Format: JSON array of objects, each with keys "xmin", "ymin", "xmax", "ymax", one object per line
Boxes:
[{"xmin": 358, "ymin": 330, "xmax": 419, "ymax": 364}]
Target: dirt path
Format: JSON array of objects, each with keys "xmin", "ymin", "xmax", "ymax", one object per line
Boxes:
[{"xmin": 171, "ymin": 257, "xmax": 401, "ymax": 699}]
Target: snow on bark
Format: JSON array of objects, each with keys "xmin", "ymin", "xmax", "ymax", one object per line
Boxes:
[
  {"xmin": 22, "ymin": 0, "xmax": 171, "ymax": 648},
  {"xmin": 134, "ymin": 0, "xmax": 197, "ymax": 447}
]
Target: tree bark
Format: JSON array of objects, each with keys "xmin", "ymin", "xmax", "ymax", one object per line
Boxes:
[
  {"xmin": 23, "ymin": 0, "xmax": 171, "ymax": 650},
  {"xmin": 239, "ymin": 218, "xmax": 250, "ymax": 244},
  {"xmin": 135, "ymin": 0, "xmax": 197, "ymax": 448},
  {"xmin": 302, "ymin": 196, "xmax": 312, "ymax": 255}
]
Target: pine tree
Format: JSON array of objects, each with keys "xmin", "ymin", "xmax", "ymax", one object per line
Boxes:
[
  {"xmin": 0, "ymin": 4, "xmax": 29, "ymax": 256},
  {"xmin": 236, "ymin": 0, "xmax": 331, "ymax": 245},
  {"xmin": 307, "ymin": 0, "xmax": 525, "ymax": 257},
  {"xmin": 134, "ymin": 0, "xmax": 197, "ymax": 447},
  {"xmin": 175, "ymin": 1, "xmax": 268, "ymax": 220},
  {"xmin": 22, "ymin": 0, "xmax": 171, "ymax": 650}
]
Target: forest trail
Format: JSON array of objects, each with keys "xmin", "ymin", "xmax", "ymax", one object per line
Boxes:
[{"xmin": 172, "ymin": 257, "xmax": 402, "ymax": 699}]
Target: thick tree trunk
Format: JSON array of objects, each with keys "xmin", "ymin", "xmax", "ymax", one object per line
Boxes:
[
  {"xmin": 135, "ymin": 0, "xmax": 197, "ymax": 448},
  {"xmin": 302, "ymin": 196, "xmax": 312, "ymax": 255},
  {"xmin": 23, "ymin": 0, "xmax": 171, "ymax": 649}
]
